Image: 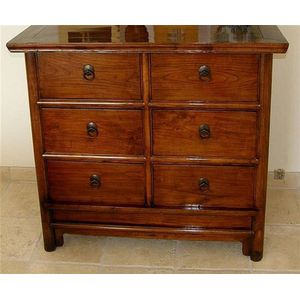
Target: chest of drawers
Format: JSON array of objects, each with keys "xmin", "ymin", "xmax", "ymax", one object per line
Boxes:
[{"xmin": 7, "ymin": 25, "xmax": 288, "ymax": 261}]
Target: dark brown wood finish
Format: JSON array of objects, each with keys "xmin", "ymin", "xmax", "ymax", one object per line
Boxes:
[
  {"xmin": 152, "ymin": 110, "xmax": 257, "ymax": 158},
  {"xmin": 52, "ymin": 223, "xmax": 252, "ymax": 242},
  {"xmin": 41, "ymin": 108, "xmax": 144, "ymax": 155},
  {"xmin": 24, "ymin": 53, "xmax": 56, "ymax": 251},
  {"xmin": 151, "ymin": 54, "xmax": 259, "ymax": 102},
  {"xmin": 153, "ymin": 165, "xmax": 255, "ymax": 208},
  {"xmin": 52, "ymin": 209, "xmax": 252, "ymax": 229},
  {"xmin": 38, "ymin": 53, "xmax": 141, "ymax": 100},
  {"xmin": 142, "ymin": 53, "xmax": 152, "ymax": 207},
  {"xmin": 7, "ymin": 26, "xmax": 288, "ymax": 53},
  {"xmin": 250, "ymin": 54, "xmax": 273, "ymax": 261},
  {"xmin": 7, "ymin": 26, "xmax": 289, "ymax": 261},
  {"xmin": 46, "ymin": 160, "xmax": 145, "ymax": 206}
]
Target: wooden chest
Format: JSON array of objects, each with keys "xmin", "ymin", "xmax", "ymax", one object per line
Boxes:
[{"xmin": 7, "ymin": 25, "xmax": 288, "ymax": 261}]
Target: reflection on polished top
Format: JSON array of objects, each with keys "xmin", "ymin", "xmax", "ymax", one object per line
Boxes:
[{"xmin": 7, "ymin": 25, "xmax": 289, "ymax": 53}]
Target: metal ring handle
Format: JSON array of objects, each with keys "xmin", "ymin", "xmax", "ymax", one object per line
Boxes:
[
  {"xmin": 199, "ymin": 124, "xmax": 210, "ymax": 139},
  {"xmin": 90, "ymin": 175, "xmax": 101, "ymax": 188},
  {"xmin": 83, "ymin": 64, "xmax": 95, "ymax": 80},
  {"xmin": 199, "ymin": 65, "xmax": 211, "ymax": 81},
  {"xmin": 198, "ymin": 178, "xmax": 209, "ymax": 191},
  {"xmin": 87, "ymin": 122, "xmax": 98, "ymax": 138}
]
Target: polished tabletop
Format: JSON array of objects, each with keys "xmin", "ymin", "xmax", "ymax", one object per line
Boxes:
[{"xmin": 7, "ymin": 25, "xmax": 288, "ymax": 53}]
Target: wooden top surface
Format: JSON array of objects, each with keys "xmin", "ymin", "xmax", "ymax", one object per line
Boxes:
[{"xmin": 7, "ymin": 25, "xmax": 288, "ymax": 53}]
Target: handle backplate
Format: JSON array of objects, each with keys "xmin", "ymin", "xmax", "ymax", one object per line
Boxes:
[
  {"xmin": 199, "ymin": 65, "xmax": 211, "ymax": 81},
  {"xmin": 87, "ymin": 122, "xmax": 98, "ymax": 138},
  {"xmin": 83, "ymin": 64, "xmax": 95, "ymax": 80},
  {"xmin": 198, "ymin": 177, "xmax": 209, "ymax": 191},
  {"xmin": 199, "ymin": 124, "xmax": 210, "ymax": 139},
  {"xmin": 90, "ymin": 174, "xmax": 101, "ymax": 188}
]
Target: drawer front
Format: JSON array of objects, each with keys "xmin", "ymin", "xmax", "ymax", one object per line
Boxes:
[
  {"xmin": 53, "ymin": 208, "xmax": 251, "ymax": 229},
  {"xmin": 41, "ymin": 108, "xmax": 144, "ymax": 155},
  {"xmin": 151, "ymin": 54, "xmax": 259, "ymax": 102},
  {"xmin": 38, "ymin": 53, "xmax": 141, "ymax": 100},
  {"xmin": 153, "ymin": 165, "xmax": 255, "ymax": 208},
  {"xmin": 47, "ymin": 160, "xmax": 145, "ymax": 206},
  {"xmin": 152, "ymin": 110, "xmax": 257, "ymax": 158}
]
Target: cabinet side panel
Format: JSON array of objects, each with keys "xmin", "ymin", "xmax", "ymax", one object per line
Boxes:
[
  {"xmin": 251, "ymin": 54, "xmax": 273, "ymax": 261},
  {"xmin": 25, "ymin": 52, "xmax": 56, "ymax": 251}
]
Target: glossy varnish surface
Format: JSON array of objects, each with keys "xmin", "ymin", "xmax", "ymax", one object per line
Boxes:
[
  {"xmin": 7, "ymin": 25, "xmax": 288, "ymax": 53},
  {"xmin": 38, "ymin": 53, "xmax": 141, "ymax": 100},
  {"xmin": 152, "ymin": 110, "xmax": 257, "ymax": 158},
  {"xmin": 47, "ymin": 160, "xmax": 145, "ymax": 206},
  {"xmin": 7, "ymin": 26, "xmax": 289, "ymax": 261},
  {"xmin": 151, "ymin": 54, "xmax": 259, "ymax": 101},
  {"xmin": 53, "ymin": 207, "xmax": 252, "ymax": 229},
  {"xmin": 41, "ymin": 108, "xmax": 144, "ymax": 155},
  {"xmin": 153, "ymin": 165, "xmax": 255, "ymax": 208}
]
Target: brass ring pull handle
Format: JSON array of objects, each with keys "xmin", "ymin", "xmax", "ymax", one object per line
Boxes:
[
  {"xmin": 90, "ymin": 175, "xmax": 101, "ymax": 188},
  {"xmin": 199, "ymin": 65, "xmax": 211, "ymax": 81},
  {"xmin": 87, "ymin": 122, "xmax": 98, "ymax": 138},
  {"xmin": 199, "ymin": 124, "xmax": 210, "ymax": 139},
  {"xmin": 83, "ymin": 64, "xmax": 95, "ymax": 80},
  {"xmin": 198, "ymin": 178, "xmax": 209, "ymax": 191}
]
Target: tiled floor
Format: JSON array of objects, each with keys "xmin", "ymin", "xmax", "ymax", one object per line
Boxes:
[{"xmin": 1, "ymin": 167, "xmax": 299, "ymax": 274}]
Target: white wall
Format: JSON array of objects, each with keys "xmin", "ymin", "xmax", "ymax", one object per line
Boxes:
[
  {"xmin": 1, "ymin": 26, "xmax": 300, "ymax": 171},
  {"xmin": 269, "ymin": 26, "xmax": 300, "ymax": 172},
  {"xmin": 1, "ymin": 26, "xmax": 34, "ymax": 167}
]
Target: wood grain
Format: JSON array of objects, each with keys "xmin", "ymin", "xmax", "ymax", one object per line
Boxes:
[
  {"xmin": 25, "ymin": 53, "xmax": 57, "ymax": 251},
  {"xmin": 151, "ymin": 54, "xmax": 259, "ymax": 102},
  {"xmin": 7, "ymin": 26, "xmax": 288, "ymax": 260},
  {"xmin": 41, "ymin": 108, "xmax": 144, "ymax": 155},
  {"xmin": 153, "ymin": 165, "xmax": 255, "ymax": 208},
  {"xmin": 7, "ymin": 25, "xmax": 289, "ymax": 54},
  {"xmin": 250, "ymin": 54, "xmax": 273, "ymax": 261},
  {"xmin": 52, "ymin": 223, "xmax": 253, "ymax": 242},
  {"xmin": 46, "ymin": 160, "xmax": 145, "ymax": 206},
  {"xmin": 53, "ymin": 209, "xmax": 252, "ymax": 229},
  {"xmin": 38, "ymin": 52, "xmax": 141, "ymax": 100},
  {"xmin": 152, "ymin": 110, "xmax": 257, "ymax": 158}
]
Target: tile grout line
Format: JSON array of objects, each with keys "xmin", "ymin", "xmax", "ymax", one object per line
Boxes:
[
  {"xmin": 265, "ymin": 224, "xmax": 300, "ymax": 227},
  {"xmin": 173, "ymin": 240, "xmax": 180, "ymax": 272},
  {"xmin": 27, "ymin": 232, "xmax": 43, "ymax": 264},
  {"xmin": 0, "ymin": 181, "xmax": 13, "ymax": 198},
  {"xmin": 98, "ymin": 237, "xmax": 109, "ymax": 267}
]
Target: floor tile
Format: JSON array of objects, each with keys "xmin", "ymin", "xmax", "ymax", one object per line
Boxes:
[
  {"xmin": 266, "ymin": 189, "xmax": 300, "ymax": 225},
  {"xmin": 176, "ymin": 240, "xmax": 250, "ymax": 270},
  {"xmin": 0, "ymin": 167, "xmax": 10, "ymax": 181},
  {"xmin": 0, "ymin": 179, "xmax": 10, "ymax": 195},
  {"xmin": 252, "ymin": 226, "xmax": 300, "ymax": 272},
  {"xmin": 0, "ymin": 260, "xmax": 30, "ymax": 273},
  {"xmin": 267, "ymin": 172, "xmax": 300, "ymax": 189},
  {"xmin": 175, "ymin": 269, "xmax": 251, "ymax": 274},
  {"xmin": 101, "ymin": 237, "xmax": 176, "ymax": 268},
  {"xmin": 0, "ymin": 217, "xmax": 41, "ymax": 261},
  {"xmin": 1, "ymin": 182, "xmax": 40, "ymax": 218},
  {"xmin": 31, "ymin": 234, "xmax": 106, "ymax": 264},
  {"xmin": 0, "ymin": 167, "xmax": 10, "ymax": 194},
  {"xmin": 99, "ymin": 266, "xmax": 174, "ymax": 274},
  {"xmin": 10, "ymin": 167, "xmax": 36, "ymax": 181},
  {"xmin": 251, "ymin": 270, "xmax": 300, "ymax": 274},
  {"xmin": 27, "ymin": 262, "xmax": 100, "ymax": 274}
]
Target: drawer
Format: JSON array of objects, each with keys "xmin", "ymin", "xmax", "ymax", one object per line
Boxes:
[
  {"xmin": 38, "ymin": 53, "xmax": 141, "ymax": 100},
  {"xmin": 152, "ymin": 110, "xmax": 257, "ymax": 158},
  {"xmin": 153, "ymin": 165, "xmax": 255, "ymax": 208},
  {"xmin": 53, "ymin": 207, "xmax": 252, "ymax": 229},
  {"xmin": 41, "ymin": 108, "xmax": 144, "ymax": 155},
  {"xmin": 151, "ymin": 54, "xmax": 259, "ymax": 102},
  {"xmin": 46, "ymin": 160, "xmax": 145, "ymax": 206}
]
